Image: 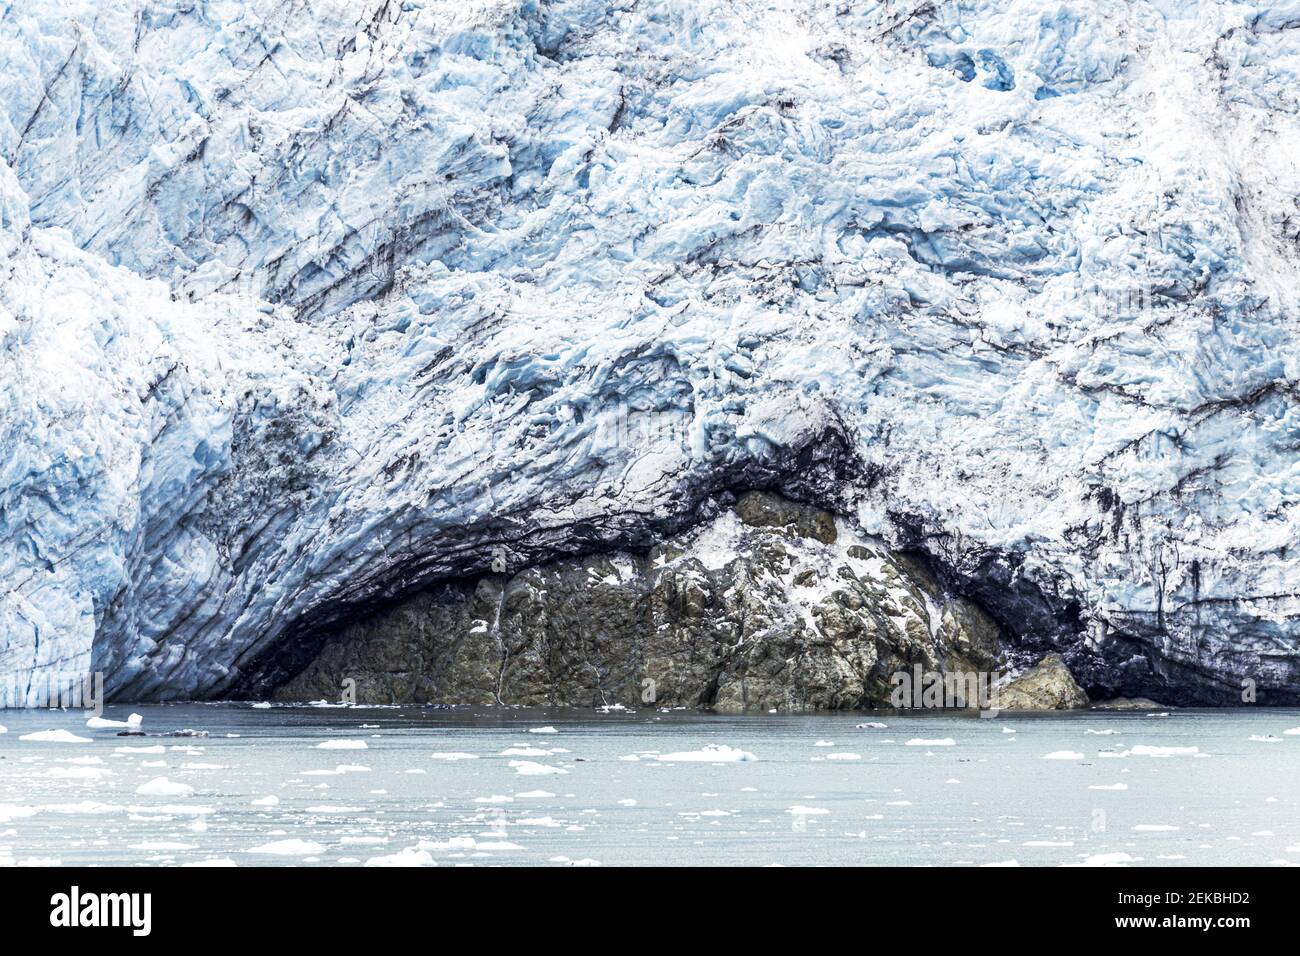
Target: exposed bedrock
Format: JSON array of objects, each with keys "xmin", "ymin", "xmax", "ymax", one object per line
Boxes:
[
  {"xmin": 2, "ymin": 2, "xmax": 1299, "ymax": 706},
  {"xmin": 270, "ymin": 492, "xmax": 1008, "ymax": 709}
]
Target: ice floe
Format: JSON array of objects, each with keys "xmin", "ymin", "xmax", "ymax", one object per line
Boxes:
[
  {"xmin": 508, "ymin": 761, "xmax": 569, "ymax": 776},
  {"xmin": 19, "ymin": 729, "xmax": 92, "ymax": 743},
  {"xmin": 135, "ymin": 777, "xmax": 195, "ymax": 797},
  {"xmin": 654, "ymin": 745, "xmax": 758, "ymax": 763},
  {"xmin": 248, "ymin": 839, "xmax": 324, "ymax": 856}
]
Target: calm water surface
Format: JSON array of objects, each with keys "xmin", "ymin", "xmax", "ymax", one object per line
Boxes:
[{"xmin": 2, "ymin": 705, "xmax": 1298, "ymax": 866}]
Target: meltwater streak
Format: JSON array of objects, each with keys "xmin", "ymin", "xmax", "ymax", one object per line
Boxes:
[{"xmin": 1, "ymin": 706, "xmax": 1298, "ymax": 867}]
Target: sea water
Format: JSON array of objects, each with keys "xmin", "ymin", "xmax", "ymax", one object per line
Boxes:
[{"xmin": 1, "ymin": 705, "xmax": 1297, "ymax": 867}]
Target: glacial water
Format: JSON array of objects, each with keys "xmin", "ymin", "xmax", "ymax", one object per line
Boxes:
[{"xmin": 1, "ymin": 705, "xmax": 1298, "ymax": 867}]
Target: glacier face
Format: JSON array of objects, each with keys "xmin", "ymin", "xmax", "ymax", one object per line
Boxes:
[{"xmin": 1, "ymin": 0, "xmax": 1299, "ymax": 704}]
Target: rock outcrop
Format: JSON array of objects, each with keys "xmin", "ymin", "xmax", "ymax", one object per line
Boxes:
[
  {"xmin": 992, "ymin": 653, "xmax": 1089, "ymax": 712},
  {"xmin": 274, "ymin": 492, "xmax": 1005, "ymax": 709}
]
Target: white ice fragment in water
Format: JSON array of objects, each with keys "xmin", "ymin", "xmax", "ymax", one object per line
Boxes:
[
  {"xmin": 825, "ymin": 752, "xmax": 861, "ymax": 761},
  {"xmin": 315, "ymin": 739, "xmax": 367, "ymax": 749},
  {"xmin": 1088, "ymin": 784, "xmax": 1129, "ymax": 791},
  {"xmin": 45, "ymin": 766, "xmax": 111, "ymax": 779},
  {"xmin": 248, "ymin": 839, "xmax": 324, "ymax": 856},
  {"xmin": 786, "ymin": 806, "xmax": 829, "ymax": 815},
  {"xmin": 904, "ymin": 738, "xmax": 954, "ymax": 747},
  {"xmin": 130, "ymin": 841, "xmax": 197, "ymax": 851},
  {"xmin": 1283, "ymin": 728, "xmax": 1300, "ymax": 736},
  {"xmin": 116, "ymin": 745, "xmax": 165, "ymax": 754},
  {"xmin": 508, "ymin": 760, "xmax": 569, "ymax": 776},
  {"xmin": 1084, "ymin": 729, "xmax": 1120, "ymax": 735},
  {"xmin": 527, "ymin": 726, "xmax": 559, "ymax": 734},
  {"xmin": 1124, "ymin": 745, "xmax": 1200, "ymax": 757},
  {"xmin": 1249, "ymin": 735, "xmax": 1282, "ymax": 742},
  {"xmin": 1042, "ymin": 751, "xmax": 1084, "ymax": 760},
  {"xmin": 135, "ymin": 777, "xmax": 195, "ymax": 797},
  {"xmin": 515, "ymin": 790, "xmax": 556, "ymax": 799},
  {"xmin": 1001, "ymin": 727, "xmax": 1016, "ymax": 734},
  {"xmin": 250, "ymin": 702, "xmax": 272, "ymax": 709},
  {"xmin": 86, "ymin": 713, "xmax": 143, "ymax": 729},
  {"xmin": 814, "ymin": 740, "xmax": 835, "ymax": 747},
  {"xmin": 618, "ymin": 799, "xmax": 638, "ymax": 806},
  {"xmin": 131, "ymin": 804, "xmax": 213, "ymax": 817},
  {"xmin": 1132, "ymin": 824, "xmax": 1179, "ymax": 832},
  {"xmin": 365, "ymin": 847, "xmax": 435, "ymax": 867},
  {"xmin": 474, "ymin": 795, "xmax": 514, "ymax": 804},
  {"xmin": 499, "ymin": 747, "xmax": 550, "ymax": 757},
  {"xmin": 1073, "ymin": 852, "xmax": 1140, "ymax": 867},
  {"xmin": 251, "ymin": 795, "xmax": 279, "ymax": 806},
  {"xmin": 19, "ymin": 729, "xmax": 92, "ymax": 743},
  {"xmin": 654, "ymin": 745, "xmax": 757, "ymax": 763},
  {"xmin": 429, "ymin": 752, "xmax": 478, "ymax": 761}
]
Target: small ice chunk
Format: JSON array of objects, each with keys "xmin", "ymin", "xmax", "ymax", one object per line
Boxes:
[
  {"xmin": 315, "ymin": 739, "xmax": 367, "ymax": 750},
  {"xmin": 248, "ymin": 839, "xmax": 324, "ymax": 856},
  {"xmin": 19, "ymin": 729, "xmax": 92, "ymax": 743},
  {"xmin": 654, "ymin": 745, "xmax": 757, "ymax": 763},
  {"xmin": 527, "ymin": 727, "xmax": 559, "ymax": 734},
  {"xmin": 1075, "ymin": 852, "xmax": 1139, "ymax": 867},
  {"xmin": 508, "ymin": 761, "xmax": 569, "ymax": 776},
  {"xmin": 135, "ymin": 777, "xmax": 195, "ymax": 797},
  {"xmin": 251, "ymin": 795, "xmax": 279, "ymax": 806},
  {"xmin": 1043, "ymin": 751, "xmax": 1084, "ymax": 760},
  {"xmin": 904, "ymin": 738, "xmax": 954, "ymax": 747},
  {"xmin": 86, "ymin": 713, "xmax": 144, "ymax": 729},
  {"xmin": 365, "ymin": 847, "xmax": 434, "ymax": 867},
  {"xmin": 1125, "ymin": 745, "xmax": 1200, "ymax": 757}
]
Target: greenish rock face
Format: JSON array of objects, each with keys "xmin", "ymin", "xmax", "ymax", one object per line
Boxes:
[{"xmin": 274, "ymin": 492, "xmax": 1008, "ymax": 710}]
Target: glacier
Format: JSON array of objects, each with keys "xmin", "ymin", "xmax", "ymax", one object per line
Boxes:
[{"xmin": 2, "ymin": 0, "xmax": 1299, "ymax": 705}]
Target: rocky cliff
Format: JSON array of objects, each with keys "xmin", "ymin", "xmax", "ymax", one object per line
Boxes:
[
  {"xmin": 2, "ymin": 1, "xmax": 1299, "ymax": 706},
  {"xmin": 272, "ymin": 492, "xmax": 1007, "ymax": 708}
]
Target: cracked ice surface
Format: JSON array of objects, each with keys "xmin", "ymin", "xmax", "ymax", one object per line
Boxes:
[{"xmin": 2, "ymin": 0, "xmax": 1299, "ymax": 702}]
